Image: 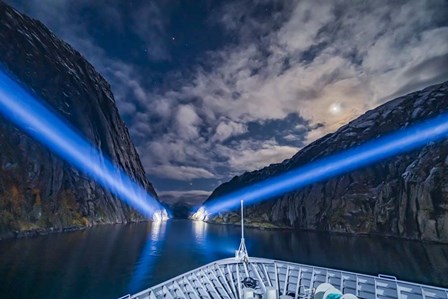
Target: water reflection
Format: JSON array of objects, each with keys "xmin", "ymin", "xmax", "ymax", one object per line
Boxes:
[
  {"xmin": 244, "ymin": 227, "xmax": 448, "ymax": 286},
  {"xmin": 0, "ymin": 220, "xmax": 446, "ymax": 299},
  {"xmin": 193, "ymin": 220, "xmax": 206, "ymax": 243},
  {"xmin": 193, "ymin": 220, "xmax": 237, "ymax": 257},
  {"xmin": 0, "ymin": 223, "xmax": 149, "ymax": 299},
  {"xmin": 128, "ymin": 221, "xmax": 167, "ymax": 293}
]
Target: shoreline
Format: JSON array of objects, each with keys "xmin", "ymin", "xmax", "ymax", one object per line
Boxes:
[
  {"xmin": 200, "ymin": 219, "xmax": 448, "ymax": 245},
  {"xmin": 2, "ymin": 218, "xmax": 448, "ymax": 245},
  {"xmin": 0, "ymin": 219, "xmax": 151, "ymax": 241}
]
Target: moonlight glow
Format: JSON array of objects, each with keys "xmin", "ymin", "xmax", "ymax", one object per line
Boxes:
[{"xmin": 329, "ymin": 103, "xmax": 343, "ymax": 115}]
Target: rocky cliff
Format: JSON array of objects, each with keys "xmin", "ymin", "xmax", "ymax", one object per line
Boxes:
[
  {"xmin": 205, "ymin": 81, "xmax": 448, "ymax": 243},
  {"xmin": 0, "ymin": 1, "xmax": 158, "ymax": 238}
]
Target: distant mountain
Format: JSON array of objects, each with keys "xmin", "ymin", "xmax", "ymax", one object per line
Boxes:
[
  {"xmin": 0, "ymin": 1, "xmax": 159, "ymax": 238},
  {"xmin": 205, "ymin": 81, "xmax": 448, "ymax": 243}
]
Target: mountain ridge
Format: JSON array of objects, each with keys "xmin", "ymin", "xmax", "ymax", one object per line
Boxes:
[
  {"xmin": 205, "ymin": 80, "xmax": 448, "ymax": 243},
  {"xmin": 0, "ymin": 1, "xmax": 159, "ymax": 238}
]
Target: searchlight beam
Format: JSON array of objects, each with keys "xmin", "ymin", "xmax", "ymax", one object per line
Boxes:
[
  {"xmin": 202, "ymin": 113, "xmax": 448, "ymax": 215},
  {"xmin": 0, "ymin": 69, "xmax": 165, "ymax": 219}
]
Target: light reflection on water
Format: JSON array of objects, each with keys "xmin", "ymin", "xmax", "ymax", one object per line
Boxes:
[
  {"xmin": 193, "ymin": 220, "xmax": 206, "ymax": 243},
  {"xmin": 128, "ymin": 221, "xmax": 166, "ymax": 293},
  {"xmin": 0, "ymin": 219, "xmax": 446, "ymax": 299}
]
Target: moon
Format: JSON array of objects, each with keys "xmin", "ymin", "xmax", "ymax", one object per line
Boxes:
[{"xmin": 329, "ymin": 103, "xmax": 343, "ymax": 115}]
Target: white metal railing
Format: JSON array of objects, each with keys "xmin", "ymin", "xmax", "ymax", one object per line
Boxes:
[{"xmin": 121, "ymin": 257, "xmax": 448, "ymax": 299}]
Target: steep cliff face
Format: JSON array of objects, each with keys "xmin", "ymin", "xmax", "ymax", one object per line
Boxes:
[
  {"xmin": 206, "ymin": 81, "xmax": 448, "ymax": 243},
  {"xmin": 0, "ymin": 2, "xmax": 158, "ymax": 237}
]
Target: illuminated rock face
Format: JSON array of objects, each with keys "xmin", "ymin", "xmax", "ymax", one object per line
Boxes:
[
  {"xmin": 206, "ymin": 81, "xmax": 448, "ymax": 243},
  {"xmin": 0, "ymin": 2, "xmax": 159, "ymax": 237}
]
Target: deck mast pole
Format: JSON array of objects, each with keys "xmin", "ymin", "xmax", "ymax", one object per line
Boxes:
[
  {"xmin": 241, "ymin": 199, "xmax": 244, "ymax": 240},
  {"xmin": 236, "ymin": 199, "xmax": 249, "ymax": 263}
]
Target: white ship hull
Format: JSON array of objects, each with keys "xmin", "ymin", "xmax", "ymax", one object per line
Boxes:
[{"xmin": 120, "ymin": 256, "xmax": 448, "ymax": 299}]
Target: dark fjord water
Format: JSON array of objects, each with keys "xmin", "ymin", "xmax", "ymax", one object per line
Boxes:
[{"xmin": 0, "ymin": 219, "xmax": 447, "ymax": 299}]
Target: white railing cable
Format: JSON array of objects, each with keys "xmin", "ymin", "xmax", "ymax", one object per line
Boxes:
[
  {"xmin": 374, "ymin": 276, "xmax": 378, "ymax": 299},
  {"xmin": 236, "ymin": 264, "xmax": 242, "ymax": 299},
  {"xmin": 284, "ymin": 266, "xmax": 290, "ymax": 296},
  {"xmin": 210, "ymin": 266, "xmax": 233, "ymax": 298},
  {"xmin": 243, "ymin": 262, "xmax": 250, "ymax": 278},
  {"xmin": 294, "ymin": 267, "xmax": 302, "ymax": 299},
  {"xmin": 148, "ymin": 290, "xmax": 157, "ymax": 299},
  {"xmin": 378, "ymin": 274, "xmax": 397, "ymax": 280},
  {"xmin": 192, "ymin": 272, "xmax": 211, "ymax": 299},
  {"xmin": 201, "ymin": 269, "xmax": 222, "ymax": 298},
  {"xmin": 262, "ymin": 264, "xmax": 272, "ymax": 287},
  {"xmin": 340, "ymin": 272, "xmax": 344, "ymax": 293},
  {"xmin": 308, "ymin": 268, "xmax": 315, "ymax": 299},
  {"xmin": 251, "ymin": 262, "xmax": 266, "ymax": 292},
  {"xmin": 173, "ymin": 281, "xmax": 188, "ymax": 298},
  {"xmin": 275, "ymin": 262, "xmax": 279, "ymax": 293},
  {"xmin": 162, "ymin": 286, "xmax": 175, "ymax": 299},
  {"xmin": 217, "ymin": 265, "xmax": 235, "ymax": 298},
  {"xmin": 355, "ymin": 275, "xmax": 359, "ymax": 297},
  {"xmin": 185, "ymin": 274, "xmax": 201, "ymax": 299},
  {"xmin": 420, "ymin": 286, "xmax": 426, "ymax": 299},
  {"xmin": 227, "ymin": 264, "xmax": 238, "ymax": 298}
]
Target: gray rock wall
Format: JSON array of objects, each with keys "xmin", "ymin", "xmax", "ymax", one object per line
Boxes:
[
  {"xmin": 206, "ymin": 81, "xmax": 448, "ymax": 243},
  {"xmin": 0, "ymin": 1, "xmax": 158, "ymax": 236}
]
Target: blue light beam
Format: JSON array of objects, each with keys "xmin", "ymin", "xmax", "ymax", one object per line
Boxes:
[
  {"xmin": 0, "ymin": 69, "xmax": 165, "ymax": 219},
  {"xmin": 202, "ymin": 113, "xmax": 448, "ymax": 215}
]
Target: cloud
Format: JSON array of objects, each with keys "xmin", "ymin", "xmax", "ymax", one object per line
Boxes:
[
  {"xmin": 158, "ymin": 190, "xmax": 211, "ymax": 205},
  {"xmin": 176, "ymin": 105, "xmax": 200, "ymax": 139},
  {"xmin": 192, "ymin": 0, "xmax": 448, "ymax": 138},
  {"xmin": 160, "ymin": 190, "xmax": 212, "ymax": 197},
  {"xmin": 226, "ymin": 140, "xmax": 299, "ymax": 172},
  {"xmin": 148, "ymin": 0, "xmax": 447, "ymax": 180},
  {"xmin": 150, "ymin": 165, "xmax": 215, "ymax": 181},
  {"xmin": 283, "ymin": 134, "xmax": 301, "ymax": 142},
  {"xmin": 6, "ymin": 0, "xmax": 448, "ymax": 192},
  {"xmin": 212, "ymin": 120, "xmax": 247, "ymax": 142}
]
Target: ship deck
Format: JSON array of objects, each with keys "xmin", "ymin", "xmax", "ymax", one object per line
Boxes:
[{"xmin": 119, "ymin": 257, "xmax": 448, "ymax": 299}]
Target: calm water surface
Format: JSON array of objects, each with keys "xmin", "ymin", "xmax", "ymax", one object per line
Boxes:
[{"xmin": 0, "ymin": 219, "xmax": 447, "ymax": 299}]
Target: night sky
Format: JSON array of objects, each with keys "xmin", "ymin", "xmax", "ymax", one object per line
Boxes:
[{"xmin": 5, "ymin": 0, "xmax": 448, "ymax": 205}]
